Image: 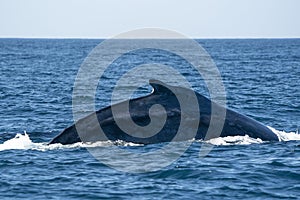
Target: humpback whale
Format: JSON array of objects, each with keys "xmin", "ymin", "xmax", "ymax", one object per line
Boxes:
[{"xmin": 49, "ymin": 80, "xmax": 279, "ymax": 145}]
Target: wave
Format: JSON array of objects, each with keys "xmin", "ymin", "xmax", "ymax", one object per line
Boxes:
[{"xmin": 0, "ymin": 127, "xmax": 299, "ymax": 151}]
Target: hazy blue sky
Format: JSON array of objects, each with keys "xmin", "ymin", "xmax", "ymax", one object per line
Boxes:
[{"xmin": 1, "ymin": 0, "xmax": 299, "ymax": 38}]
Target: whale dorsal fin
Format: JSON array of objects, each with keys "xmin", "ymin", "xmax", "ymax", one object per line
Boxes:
[{"xmin": 149, "ymin": 79, "xmax": 172, "ymax": 95}]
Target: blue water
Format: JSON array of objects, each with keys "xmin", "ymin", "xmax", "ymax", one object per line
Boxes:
[{"xmin": 0, "ymin": 39, "xmax": 300, "ymax": 199}]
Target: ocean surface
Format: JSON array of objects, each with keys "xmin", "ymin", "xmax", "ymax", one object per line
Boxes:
[{"xmin": 0, "ymin": 38, "xmax": 300, "ymax": 199}]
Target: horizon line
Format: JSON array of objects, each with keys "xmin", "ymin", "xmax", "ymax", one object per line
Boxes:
[{"xmin": 0, "ymin": 36, "xmax": 300, "ymax": 40}]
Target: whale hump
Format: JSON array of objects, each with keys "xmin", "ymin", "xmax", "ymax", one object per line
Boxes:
[{"xmin": 49, "ymin": 80, "xmax": 279, "ymax": 145}]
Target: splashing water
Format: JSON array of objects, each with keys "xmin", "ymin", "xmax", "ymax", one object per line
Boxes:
[
  {"xmin": 205, "ymin": 126, "xmax": 300, "ymax": 146},
  {"xmin": 206, "ymin": 135, "xmax": 263, "ymax": 146},
  {"xmin": 0, "ymin": 132, "xmax": 143, "ymax": 152},
  {"xmin": 268, "ymin": 126, "xmax": 300, "ymax": 141},
  {"xmin": 0, "ymin": 132, "xmax": 33, "ymax": 151},
  {"xmin": 0, "ymin": 127, "xmax": 299, "ymax": 151}
]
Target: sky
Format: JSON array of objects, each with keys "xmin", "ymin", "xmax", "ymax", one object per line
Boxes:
[{"xmin": 0, "ymin": 0, "xmax": 299, "ymax": 38}]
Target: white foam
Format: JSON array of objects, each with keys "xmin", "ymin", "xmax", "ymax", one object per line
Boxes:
[
  {"xmin": 0, "ymin": 132, "xmax": 143, "ymax": 152},
  {"xmin": 205, "ymin": 126, "xmax": 300, "ymax": 146},
  {"xmin": 0, "ymin": 132, "xmax": 33, "ymax": 151},
  {"xmin": 0, "ymin": 127, "xmax": 299, "ymax": 151},
  {"xmin": 268, "ymin": 126, "xmax": 300, "ymax": 142},
  {"xmin": 205, "ymin": 135, "xmax": 263, "ymax": 146}
]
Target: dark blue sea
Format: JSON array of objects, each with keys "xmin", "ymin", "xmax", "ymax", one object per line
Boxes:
[{"xmin": 0, "ymin": 39, "xmax": 299, "ymax": 199}]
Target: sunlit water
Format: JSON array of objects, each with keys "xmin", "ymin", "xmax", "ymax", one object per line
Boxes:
[{"xmin": 0, "ymin": 39, "xmax": 299, "ymax": 199}]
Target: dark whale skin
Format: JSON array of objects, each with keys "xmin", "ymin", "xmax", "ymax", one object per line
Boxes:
[{"xmin": 49, "ymin": 80, "xmax": 279, "ymax": 145}]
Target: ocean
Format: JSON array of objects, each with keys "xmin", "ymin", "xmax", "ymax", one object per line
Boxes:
[{"xmin": 0, "ymin": 38, "xmax": 299, "ymax": 199}]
